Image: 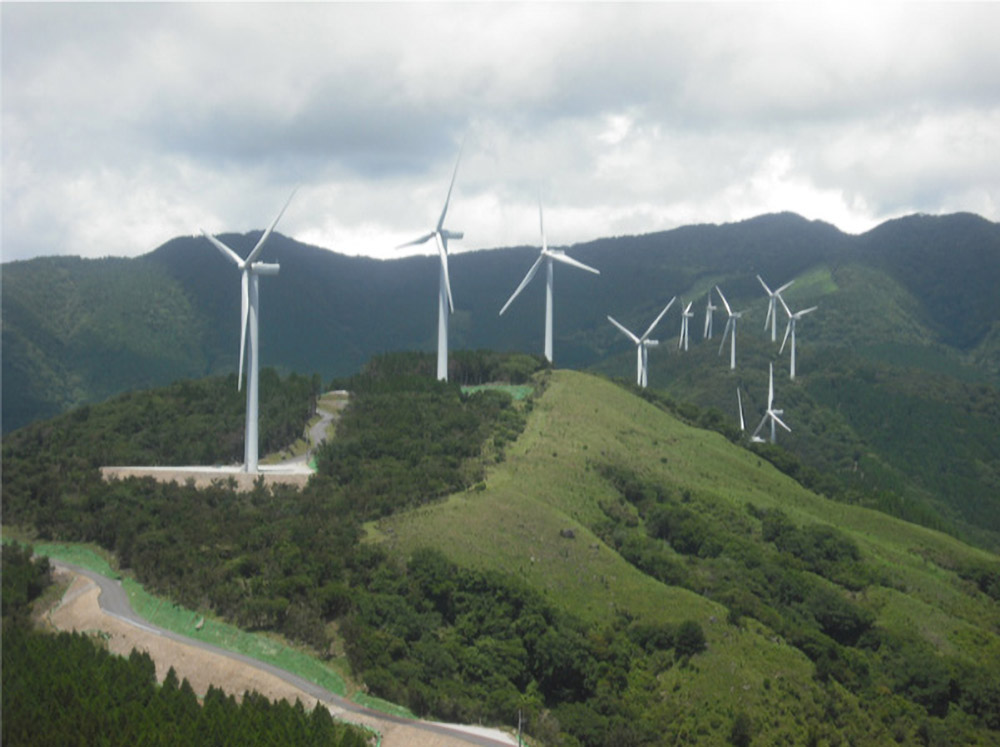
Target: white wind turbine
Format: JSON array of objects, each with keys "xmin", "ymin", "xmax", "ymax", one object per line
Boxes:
[
  {"xmin": 202, "ymin": 187, "xmax": 297, "ymax": 473},
  {"xmin": 608, "ymin": 298, "xmax": 676, "ymax": 388},
  {"xmin": 779, "ymin": 296, "xmax": 818, "ymax": 380},
  {"xmin": 751, "ymin": 363, "xmax": 791, "ymax": 444},
  {"xmin": 398, "ymin": 147, "xmax": 465, "ymax": 381},
  {"xmin": 758, "ymin": 274, "xmax": 795, "ymax": 342},
  {"xmin": 715, "ymin": 286, "xmax": 746, "ymax": 370},
  {"xmin": 499, "ymin": 198, "xmax": 600, "ymax": 363},
  {"xmin": 678, "ymin": 301, "xmax": 694, "ymax": 351},
  {"xmin": 703, "ymin": 293, "xmax": 717, "ymax": 339}
]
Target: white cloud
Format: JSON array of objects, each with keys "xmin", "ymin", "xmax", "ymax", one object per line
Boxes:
[{"xmin": 2, "ymin": 2, "xmax": 999, "ymax": 262}]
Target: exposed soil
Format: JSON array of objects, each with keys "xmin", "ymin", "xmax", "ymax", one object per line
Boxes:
[{"xmin": 46, "ymin": 567, "xmax": 516, "ymax": 747}]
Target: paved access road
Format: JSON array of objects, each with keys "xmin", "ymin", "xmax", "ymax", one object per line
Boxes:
[{"xmin": 52, "ymin": 561, "xmax": 517, "ymax": 747}]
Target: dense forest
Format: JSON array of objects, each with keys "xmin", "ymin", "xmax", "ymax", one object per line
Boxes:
[
  {"xmin": 3, "ymin": 356, "xmax": 999, "ymax": 745},
  {"xmin": 0, "ymin": 542, "xmax": 371, "ymax": 747}
]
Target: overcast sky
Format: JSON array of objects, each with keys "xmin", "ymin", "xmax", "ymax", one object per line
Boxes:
[{"xmin": 3, "ymin": 2, "xmax": 999, "ymax": 263}]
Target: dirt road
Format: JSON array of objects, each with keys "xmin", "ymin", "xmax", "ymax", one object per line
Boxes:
[{"xmin": 48, "ymin": 562, "xmax": 517, "ymax": 747}]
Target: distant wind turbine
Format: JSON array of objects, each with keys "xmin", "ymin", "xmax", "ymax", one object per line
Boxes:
[
  {"xmin": 715, "ymin": 286, "xmax": 747, "ymax": 370},
  {"xmin": 678, "ymin": 301, "xmax": 694, "ymax": 351},
  {"xmin": 703, "ymin": 293, "xmax": 717, "ymax": 339},
  {"xmin": 398, "ymin": 147, "xmax": 465, "ymax": 381},
  {"xmin": 779, "ymin": 296, "xmax": 818, "ymax": 380},
  {"xmin": 499, "ymin": 198, "xmax": 600, "ymax": 363},
  {"xmin": 758, "ymin": 274, "xmax": 795, "ymax": 342},
  {"xmin": 201, "ymin": 187, "xmax": 297, "ymax": 473},
  {"xmin": 608, "ymin": 298, "xmax": 676, "ymax": 388},
  {"xmin": 751, "ymin": 362, "xmax": 791, "ymax": 444}
]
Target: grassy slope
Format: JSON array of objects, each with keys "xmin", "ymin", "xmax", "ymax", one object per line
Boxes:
[{"xmin": 371, "ymin": 369, "xmax": 1000, "ymax": 741}]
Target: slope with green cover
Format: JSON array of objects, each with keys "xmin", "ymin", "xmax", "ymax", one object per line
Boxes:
[{"xmin": 372, "ymin": 370, "xmax": 1000, "ymax": 744}]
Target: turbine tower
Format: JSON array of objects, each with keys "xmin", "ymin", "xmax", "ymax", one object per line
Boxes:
[
  {"xmin": 607, "ymin": 298, "xmax": 676, "ymax": 388},
  {"xmin": 751, "ymin": 363, "xmax": 791, "ymax": 444},
  {"xmin": 715, "ymin": 286, "xmax": 746, "ymax": 370},
  {"xmin": 678, "ymin": 301, "xmax": 694, "ymax": 351},
  {"xmin": 758, "ymin": 274, "xmax": 794, "ymax": 342},
  {"xmin": 202, "ymin": 187, "xmax": 297, "ymax": 473},
  {"xmin": 499, "ymin": 198, "xmax": 599, "ymax": 363},
  {"xmin": 779, "ymin": 296, "xmax": 818, "ymax": 380},
  {"xmin": 398, "ymin": 147, "xmax": 465, "ymax": 381},
  {"xmin": 703, "ymin": 293, "xmax": 717, "ymax": 339}
]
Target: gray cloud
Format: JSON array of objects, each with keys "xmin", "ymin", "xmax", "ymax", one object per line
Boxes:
[{"xmin": 3, "ymin": 2, "xmax": 999, "ymax": 262}]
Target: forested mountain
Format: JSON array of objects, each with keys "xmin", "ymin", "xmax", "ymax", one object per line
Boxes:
[
  {"xmin": 3, "ymin": 364, "xmax": 999, "ymax": 745},
  {"xmin": 6, "ymin": 211, "xmax": 998, "ymax": 550},
  {"xmin": 4, "ymin": 212, "xmax": 998, "ymax": 434}
]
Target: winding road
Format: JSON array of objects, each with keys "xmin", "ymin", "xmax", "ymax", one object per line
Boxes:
[{"xmin": 49, "ymin": 564, "xmax": 517, "ymax": 747}]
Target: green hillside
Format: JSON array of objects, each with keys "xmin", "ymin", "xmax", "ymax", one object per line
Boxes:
[
  {"xmin": 368, "ymin": 371, "xmax": 1000, "ymax": 743},
  {"xmin": 3, "ymin": 364, "xmax": 999, "ymax": 744}
]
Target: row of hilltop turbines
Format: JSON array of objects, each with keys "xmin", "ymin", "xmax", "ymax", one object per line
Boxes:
[{"xmin": 202, "ymin": 147, "xmax": 818, "ymax": 473}]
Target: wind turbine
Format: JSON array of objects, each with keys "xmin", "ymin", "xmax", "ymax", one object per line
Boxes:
[
  {"xmin": 202, "ymin": 187, "xmax": 297, "ymax": 473},
  {"xmin": 758, "ymin": 274, "xmax": 795, "ymax": 342},
  {"xmin": 398, "ymin": 147, "xmax": 465, "ymax": 381},
  {"xmin": 751, "ymin": 363, "xmax": 791, "ymax": 444},
  {"xmin": 678, "ymin": 301, "xmax": 694, "ymax": 351},
  {"xmin": 779, "ymin": 296, "xmax": 818, "ymax": 380},
  {"xmin": 703, "ymin": 293, "xmax": 717, "ymax": 339},
  {"xmin": 608, "ymin": 298, "xmax": 675, "ymax": 387},
  {"xmin": 715, "ymin": 286, "xmax": 746, "ymax": 370},
  {"xmin": 499, "ymin": 198, "xmax": 600, "ymax": 363}
]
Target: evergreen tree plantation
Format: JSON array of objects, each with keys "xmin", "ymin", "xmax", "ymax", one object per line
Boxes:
[{"xmin": 3, "ymin": 353, "xmax": 999, "ymax": 745}]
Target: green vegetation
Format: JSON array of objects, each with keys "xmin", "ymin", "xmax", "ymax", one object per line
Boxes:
[
  {"xmin": 1, "ymin": 542, "xmax": 370, "ymax": 747},
  {"xmin": 375, "ymin": 370, "xmax": 1000, "ymax": 744},
  {"xmin": 3, "ymin": 362, "xmax": 999, "ymax": 745}
]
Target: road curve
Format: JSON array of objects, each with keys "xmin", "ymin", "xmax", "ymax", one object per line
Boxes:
[{"xmin": 51, "ymin": 561, "xmax": 516, "ymax": 747}]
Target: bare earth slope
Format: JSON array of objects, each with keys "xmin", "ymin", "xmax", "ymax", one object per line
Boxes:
[{"xmin": 47, "ymin": 563, "xmax": 516, "ymax": 747}]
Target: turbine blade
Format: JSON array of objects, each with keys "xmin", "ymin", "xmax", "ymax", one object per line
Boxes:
[
  {"xmin": 751, "ymin": 414, "xmax": 768, "ymax": 440},
  {"xmin": 238, "ymin": 269, "xmax": 249, "ymax": 391},
  {"xmin": 779, "ymin": 320, "xmax": 792, "ymax": 354},
  {"xmin": 764, "ymin": 300, "xmax": 773, "ymax": 331},
  {"xmin": 435, "ymin": 232, "xmax": 454, "ymax": 313},
  {"xmin": 248, "ymin": 186, "xmax": 298, "ymax": 264},
  {"xmin": 397, "ymin": 231, "xmax": 436, "ymax": 249},
  {"xmin": 499, "ymin": 254, "xmax": 544, "ymax": 315},
  {"xmin": 548, "ymin": 250, "xmax": 600, "ymax": 275},
  {"xmin": 607, "ymin": 315, "xmax": 640, "ymax": 345},
  {"xmin": 738, "ymin": 388, "xmax": 745, "ymax": 431},
  {"xmin": 538, "ymin": 197, "xmax": 547, "ymax": 253},
  {"xmin": 757, "ymin": 274, "xmax": 772, "ymax": 295},
  {"xmin": 772, "ymin": 412, "xmax": 792, "ymax": 432},
  {"xmin": 437, "ymin": 145, "xmax": 464, "ymax": 231},
  {"xmin": 797, "ymin": 306, "xmax": 819, "ymax": 317},
  {"xmin": 776, "ymin": 279, "xmax": 795, "ymax": 295},
  {"xmin": 715, "ymin": 286, "xmax": 732, "ymax": 315},
  {"xmin": 202, "ymin": 231, "xmax": 244, "ymax": 266},
  {"xmin": 641, "ymin": 297, "xmax": 676, "ymax": 341},
  {"xmin": 719, "ymin": 318, "xmax": 732, "ymax": 355},
  {"xmin": 778, "ymin": 293, "xmax": 792, "ymax": 318}
]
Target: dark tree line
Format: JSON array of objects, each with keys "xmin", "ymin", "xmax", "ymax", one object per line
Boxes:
[{"xmin": 1, "ymin": 543, "xmax": 371, "ymax": 747}]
